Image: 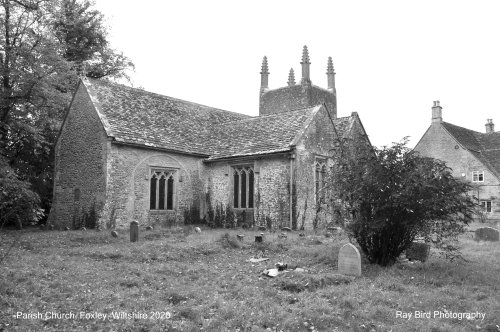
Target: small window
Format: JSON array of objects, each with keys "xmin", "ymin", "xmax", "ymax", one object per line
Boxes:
[
  {"xmin": 480, "ymin": 201, "xmax": 492, "ymax": 213},
  {"xmin": 150, "ymin": 169, "xmax": 176, "ymax": 210},
  {"xmin": 233, "ymin": 166, "xmax": 254, "ymax": 209},
  {"xmin": 315, "ymin": 160, "xmax": 327, "ymax": 204},
  {"xmin": 472, "ymin": 171, "xmax": 484, "ymax": 182}
]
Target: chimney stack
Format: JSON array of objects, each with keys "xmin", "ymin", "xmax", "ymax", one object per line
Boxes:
[
  {"xmin": 485, "ymin": 119, "xmax": 495, "ymax": 133},
  {"xmin": 432, "ymin": 100, "xmax": 442, "ymax": 123}
]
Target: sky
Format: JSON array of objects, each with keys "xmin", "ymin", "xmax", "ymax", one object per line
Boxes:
[{"xmin": 94, "ymin": 0, "xmax": 500, "ymax": 148}]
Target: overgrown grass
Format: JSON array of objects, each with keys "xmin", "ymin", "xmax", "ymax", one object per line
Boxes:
[{"xmin": 0, "ymin": 224, "xmax": 499, "ymax": 331}]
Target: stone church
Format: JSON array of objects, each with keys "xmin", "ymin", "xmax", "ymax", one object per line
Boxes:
[
  {"xmin": 48, "ymin": 46, "xmax": 371, "ymax": 229},
  {"xmin": 415, "ymin": 101, "xmax": 500, "ymax": 221}
]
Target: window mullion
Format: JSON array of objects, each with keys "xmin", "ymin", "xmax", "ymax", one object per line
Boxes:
[
  {"xmin": 238, "ymin": 171, "xmax": 243, "ymax": 208},
  {"xmin": 246, "ymin": 170, "xmax": 250, "ymax": 208},
  {"xmin": 156, "ymin": 175, "xmax": 160, "ymax": 210}
]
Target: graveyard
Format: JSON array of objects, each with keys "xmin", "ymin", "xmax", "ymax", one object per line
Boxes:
[{"xmin": 0, "ymin": 223, "xmax": 499, "ymax": 332}]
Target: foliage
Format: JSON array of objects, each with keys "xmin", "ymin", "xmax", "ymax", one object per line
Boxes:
[
  {"xmin": 328, "ymin": 138, "xmax": 476, "ymax": 266},
  {"xmin": 0, "ymin": 0, "xmax": 133, "ymax": 225},
  {"xmin": 0, "ymin": 157, "xmax": 42, "ymax": 228},
  {"xmin": 206, "ymin": 200, "xmax": 236, "ymax": 229},
  {"xmin": 183, "ymin": 203, "xmax": 203, "ymax": 225}
]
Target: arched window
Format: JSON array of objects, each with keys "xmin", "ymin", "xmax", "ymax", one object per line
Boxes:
[
  {"xmin": 315, "ymin": 160, "xmax": 327, "ymax": 204},
  {"xmin": 150, "ymin": 170, "xmax": 176, "ymax": 210},
  {"xmin": 233, "ymin": 166, "xmax": 254, "ymax": 208}
]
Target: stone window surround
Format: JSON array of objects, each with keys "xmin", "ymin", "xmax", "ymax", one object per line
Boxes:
[
  {"xmin": 315, "ymin": 157, "xmax": 327, "ymax": 205},
  {"xmin": 472, "ymin": 171, "xmax": 484, "ymax": 182},
  {"xmin": 480, "ymin": 200, "xmax": 492, "ymax": 213},
  {"xmin": 231, "ymin": 164, "xmax": 255, "ymax": 210},
  {"xmin": 149, "ymin": 167, "xmax": 178, "ymax": 211}
]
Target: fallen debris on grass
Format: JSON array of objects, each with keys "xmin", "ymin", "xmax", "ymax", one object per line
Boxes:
[{"xmin": 248, "ymin": 257, "xmax": 269, "ymax": 263}]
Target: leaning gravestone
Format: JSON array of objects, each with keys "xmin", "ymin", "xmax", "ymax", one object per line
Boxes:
[
  {"xmin": 475, "ymin": 227, "xmax": 499, "ymax": 242},
  {"xmin": 130, "ymin": 221, "xmax": 139, "ymax": 242},
  {"xmin": 338, "ymin": 243, "xmax": 361, "ymax": 276}
]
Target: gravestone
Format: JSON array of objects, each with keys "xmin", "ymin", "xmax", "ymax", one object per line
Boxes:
[
  {"xmin": 130, "ymin": 221, "xmax": 139, "ymax": 242},
  {"xmin": 338, "ymin": 243, "xmax": 361, "ymax": 276},
  {"xmin": 475, "ymin": 227, "xmax": 499, "ymax": 242},
  {"xmin": 405, "ymin": 242, "xmax": 430, "ymax": 262}
]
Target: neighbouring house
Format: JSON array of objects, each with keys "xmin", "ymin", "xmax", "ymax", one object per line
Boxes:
[
  {"xmin": 414, "ymin": 101, "xmax": 500, "ymax": 221},
  {"xmin": 48, "ymin": 46, "xmax": 371, "ymax": 230}
]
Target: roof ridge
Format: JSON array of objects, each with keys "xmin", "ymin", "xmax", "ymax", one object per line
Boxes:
[
  {"xmin": 221, "ymin": 106, "xmax": 319, "ymax": 125},
  {"xmin": 84, "ymin": 78, "xmax": 251, "ymax": 118},
  {"xmin": 442, "ymin": 121, "xmax": 481, "ymax": 134}
]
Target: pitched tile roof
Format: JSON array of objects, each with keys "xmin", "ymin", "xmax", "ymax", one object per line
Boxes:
[
  {"xmin": 84, "ymin": 79, "xmax": 250, "ymax": 155},
  {"xmin": 82, "ymin": 79, "xmax": 352, "ymax": 160},
  {"xmin": 442, "ymin": 122, "xmax": 500, "ymax": 178},
  {"xmin": 207, "ymin": 106, "xmax": 321, "ymax": 160}
]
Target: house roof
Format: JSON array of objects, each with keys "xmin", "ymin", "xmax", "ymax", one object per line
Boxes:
[
  {"xmin": 81, "ymin": 79, "xmax": 353, "ymax": 160},
  {"xmin": 441, "ymin": 121, "xmax": 500, "ymax": 178}
]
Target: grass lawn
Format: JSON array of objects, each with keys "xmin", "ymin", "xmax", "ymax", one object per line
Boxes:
[{"xmin": 0, "ymin": 224, "xmax": 499, "ymax": 332}]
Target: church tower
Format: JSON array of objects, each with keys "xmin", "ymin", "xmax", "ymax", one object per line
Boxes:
[{"xmin": 259, "ymin": 46, "xmax": 337, "ymax": 118}]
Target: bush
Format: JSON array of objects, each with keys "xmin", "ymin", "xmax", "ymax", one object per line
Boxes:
[
  {"xmin": 183, "ymin": 203, "xmax": 203, "ymax": 225},
  {"xmin": 0, "ymin": 158, "xmax": 42, "ymax": 229},
  {"xmin": 329, "ymin": 139, "xmax": 475, "ymax": 266}
]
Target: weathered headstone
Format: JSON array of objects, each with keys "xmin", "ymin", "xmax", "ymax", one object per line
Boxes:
[
  {"xmin": 475, "ymin": 227, "xmax": 499, "ymax": 242},
  {"xmin": 130, "ymin": 221, "xmax": 139, "ymax": 242},
  {"xmin": 111, "ymin": 230, "xmax": 118, "ymax": 238},
  {"xmin": 405, "ymin": 242, "xmax": 430, "ymax": 262},
  {"xmin": 194, "ymin": 227, "xmax": 201, "ymax": 233},
  {"xmin": 338, "ymin": 243, "xmax": 361, "ymax": 276}
]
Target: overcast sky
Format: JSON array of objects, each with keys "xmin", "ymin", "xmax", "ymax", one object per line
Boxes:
[{"xmin": 94, "ymin": 0, "xmax": 500, "ymax": 148}]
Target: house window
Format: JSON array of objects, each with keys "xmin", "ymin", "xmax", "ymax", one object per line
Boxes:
[
  {"xmin": 480, "ymin": 201, "xmax": 492, "ymax": 213},
  {"xmin": 150, "ymin": 169, "xmax": 175, "ymax": 210},
  {"xmin": 472, "ymin": 171, "xmax": 484, "ymax": 182},
  {"xmin": 233, "ymin": 166, "xmax": 254, "ymax": 208},
  {"xmin": 315, "ymin": 160, "xmax": 327, "ymax": 204}
]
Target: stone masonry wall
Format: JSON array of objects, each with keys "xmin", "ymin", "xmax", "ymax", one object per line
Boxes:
[
  {"xmin": 256, "ymin": 157, "xmax": 292, "ymax": 229},
  {"xmin": 415, "ymin": 124, "xmax": 500, "ymax": 220},
  {"xmin": 294, "ymin": 106, "xmax": 339, "ymax": 229},
  {"xmin": 310, "ymin": 86, "xmax": 336, "ymax": 117},
  {"xmin": 48, "ymin": 84, "xmax": 108, "ymax": 228},
  {"xmin": 260, "ymin": 85, "xmax": 336, "ymax": 117},
  {"xmin": 206, "ymin": 157, "xmax": 292, "ymax": 229},
  {"xmin": 99, "ymin": 144, "xmax": 205, "ymax": 228}
]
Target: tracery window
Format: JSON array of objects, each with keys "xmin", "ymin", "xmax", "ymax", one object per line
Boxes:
[
  {"xmin": 233, "ymin": 166, "xmax": 254, "ymax": 209},
  {"xmin": 150, "ymin": 169, "xmax": 175, "ymax": 210},
  {"xmin": 315, "ymin": 160, "xmax": 327, "ymax": 204}
]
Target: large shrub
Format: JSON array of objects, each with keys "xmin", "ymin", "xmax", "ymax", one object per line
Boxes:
[
  {"xmin": 0, "ymin": 158, "xmax": 42, "ymax": 228},
  {"xmin": 329, "ymin": 139, "xmax": 476, "ymax": 266}
]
